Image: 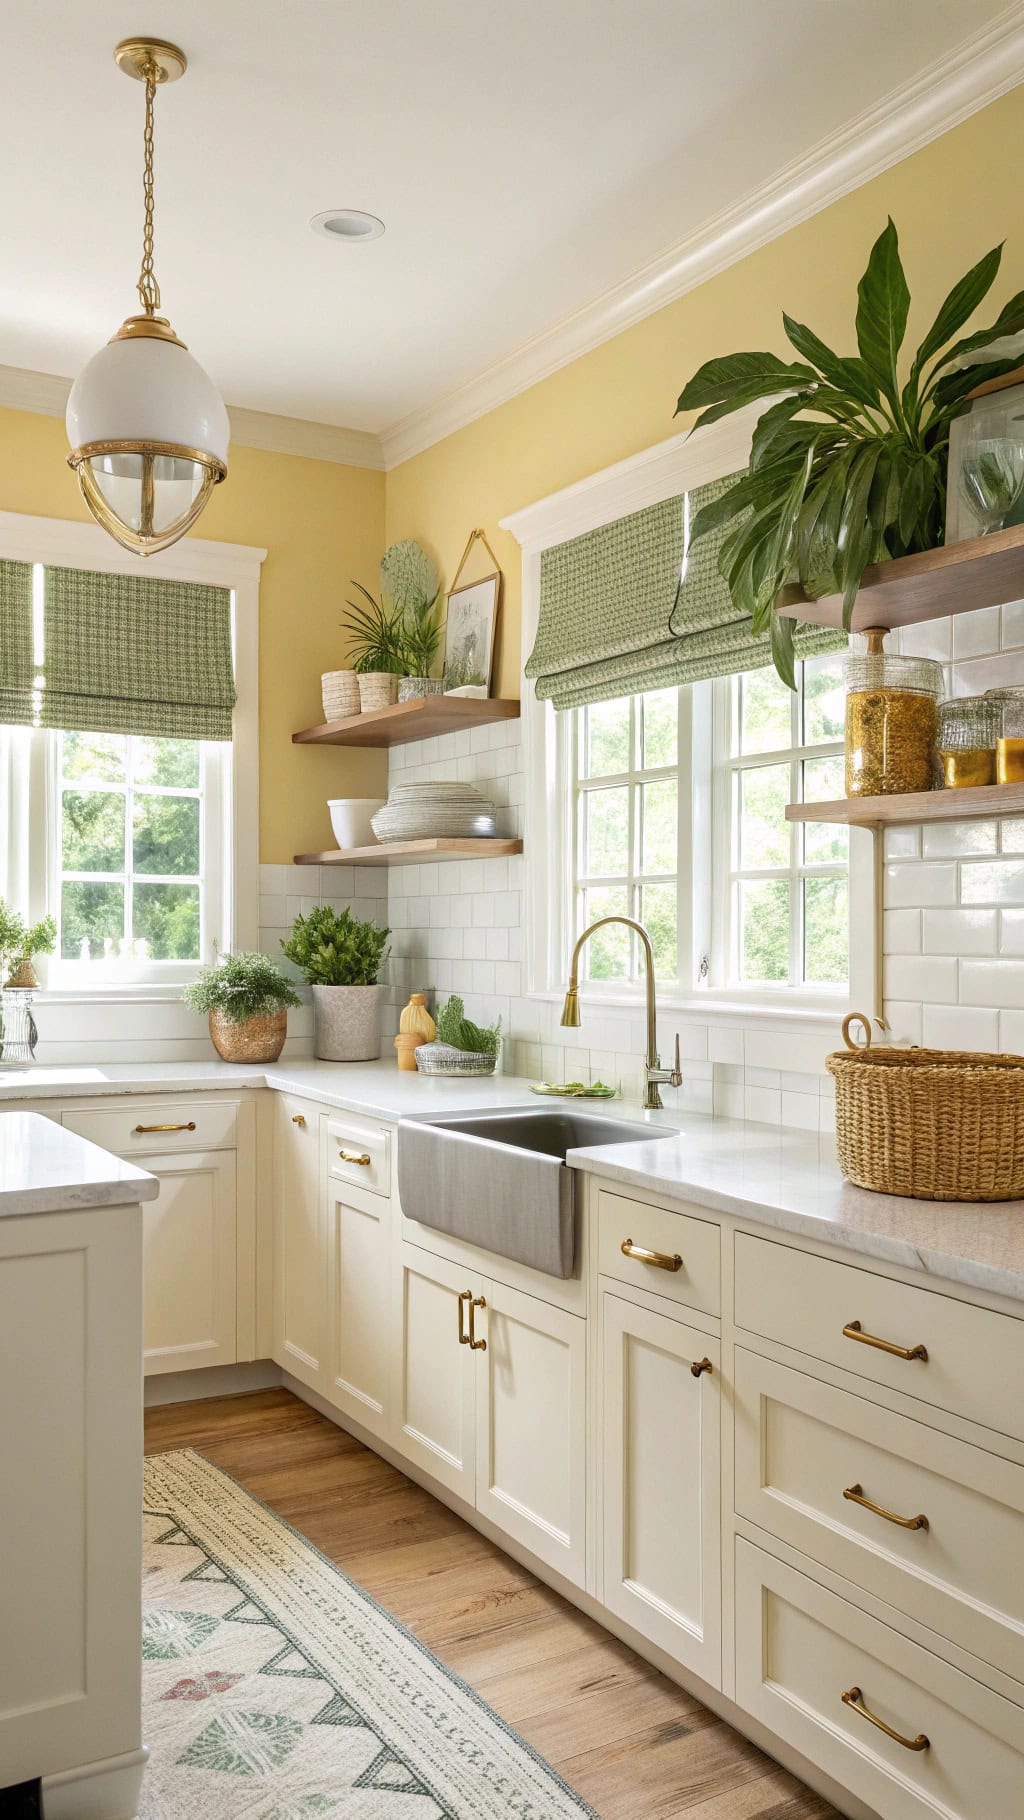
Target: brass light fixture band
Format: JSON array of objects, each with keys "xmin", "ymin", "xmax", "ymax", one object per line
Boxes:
[
  {"xmin": 68, "ymin": 440, "xmax": 227, "ymax": 480},
  {"xmin": 109, "ymin": 315, "xmax": 187, "ymax": 348},
  {"xmin": 114, "ymin": 38, "xmax": 187, "ymax": 83},
  {"xmin": 69, "ymin": 458, "xmax": 219, "ymax": 558}
]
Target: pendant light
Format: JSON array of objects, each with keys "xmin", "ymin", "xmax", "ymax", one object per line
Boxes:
[{"xmin": 66, "ymin": 39, "xmax": 229, "ymax": 556}]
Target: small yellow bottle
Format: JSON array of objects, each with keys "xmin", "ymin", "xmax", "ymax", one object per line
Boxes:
[{"xmin": 395, "ymin": 992, "xmax": 436, "ymax": 1069}]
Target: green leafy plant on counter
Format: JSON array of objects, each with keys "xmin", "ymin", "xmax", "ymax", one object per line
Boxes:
[
  {"xmin": 182, "ymin": 952, "xmax": 302, "ymax": 1024},
  {"xmin": 435, "ymin": 993, "xmax": 501, "ymax": 1056},
  {"xmin": 675, "ymin": 220, "xmax": 1024, "ymax": 685},
  {"xmin": 281, "ymin": 905, "xmax": 390, "ymax": 987},
  {"xmin": 0, "ymin": 901, "xmax": 56, "ymax": 983}
]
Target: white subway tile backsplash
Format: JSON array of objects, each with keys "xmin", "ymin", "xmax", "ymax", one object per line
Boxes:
[
  {"xmin": 998, "ymin": 1010, "xmax": 1024, "ymax": 1052},
  {"xmin": 952, "ymin": 604, "xmax": 1001, "ymax": 660},
  {"xmin": 1000, "ymin": 819, "xmax": 1024, "ymax": 855},
  {"xmin": 921, "ymin": 821, "xmax": 997, "ymax": 858},
  {"xmin": 885, "ymin": 862, "xmax": 958, "ymax": 908},
  {"xmin": 882, "ymin": 1000, "xmax": 922, "ymax": 1046},
  {"xmin": 921, "ymin": 1003, "xmax": 999, "ymax": 1050},
  {"xmin": 885, "ymin": 954, "xmax": 957, "ymax": 1002},
  {"xmin": 884, "ymin": 826, "xmax": 921, "ymax": 861},
  {"xmin": 1000, "ymin": 910, "xmax": 1024, "ymax": 954},
  {"xmin": 959, "ymin": 958, "xmax": 1024, "ymax": 1010},
  {"xmin": 921, "ymin": 907, "xmax": 997, "ymax": 955},
  {"xmin": 883, "ymin": 909, "xmax": 921, "ymax": 954},
  {"xmin": 960, "ymin": 860, "xmax": 1024, "ymax": 905}
]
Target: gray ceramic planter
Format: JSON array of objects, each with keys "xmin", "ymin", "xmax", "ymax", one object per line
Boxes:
[{"xmin": 312, "ymin": 983, "xmax": 383, "ymax": 1061}]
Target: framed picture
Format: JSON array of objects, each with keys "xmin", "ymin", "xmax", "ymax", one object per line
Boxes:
[{"xmin": 443, "ymin": 571, "xmax": 500, "ymax": 696}]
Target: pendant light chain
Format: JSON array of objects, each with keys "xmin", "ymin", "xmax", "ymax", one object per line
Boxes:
[{"xmin": 137, "ymin": 61, "xmax": 161, "ymax": 315}]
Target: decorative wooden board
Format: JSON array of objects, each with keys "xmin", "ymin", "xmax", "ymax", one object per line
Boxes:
[{"xmin": 293, "ymin": 696, "xmax": 520, "ymax": 748}]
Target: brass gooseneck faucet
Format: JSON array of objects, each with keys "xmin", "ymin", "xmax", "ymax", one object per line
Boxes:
[{"xmin": 560, "ymin": 915, "xmax": 682, "ymax": 1111}]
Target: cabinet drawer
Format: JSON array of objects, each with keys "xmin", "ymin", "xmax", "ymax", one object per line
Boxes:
[
  {"xmin": 598, "ymin": 1190, "xmax": 719, "ymax": 1315},
  {"xmin": 735, "ymin": 1538, "xmax": 1024, "ymax": 1820},
  {"xmin": 735, "ymin": 1348, "xmax": 1024, "ymax": 1687},
  {"xmin": 734, "ymin": 1231, "xmax": 1024, "ymax": 1443},
  {"xmin": 326, "ymin": 1114, "xmax": 391, "ymax": 1198},
  {"xmin": 62, "ymin": 1098, "xmax": 238, "ymax": 1156}
]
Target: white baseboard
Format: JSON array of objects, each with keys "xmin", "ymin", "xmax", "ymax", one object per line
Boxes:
[
  {"xmin": 144, "ymin": 1359, "xmax": 282, "ymax": 1407},
  {"xmin": 42, "ymin": 1744, "xmax": 148, "ymax": 1820}
]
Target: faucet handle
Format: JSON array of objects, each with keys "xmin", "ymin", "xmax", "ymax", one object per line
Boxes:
[{"xmin": 670, "ymin": 1031, "xmax": 683, "ymax": 1088}]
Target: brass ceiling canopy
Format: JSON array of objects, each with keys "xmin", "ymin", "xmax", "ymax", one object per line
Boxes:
[{"xmin": 113, "ymin": 38, "xmax": 188, "ymax": 84}]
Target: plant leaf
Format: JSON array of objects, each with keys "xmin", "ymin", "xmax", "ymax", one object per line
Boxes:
[
  {"xmin": 676, "ymin": 352, "xmax": 817, "ymax": 423},
  {"xmin": 770, "ymin": 610, "xmax": 797, "ymax": 691},
  {"xmin": 749, "ymin": 392, "xmax": 815, "ymax": 469},
  {"xmin": 796, "ymin": 448, "xmax": 856, "ymax": 598},
  {"xmin": 837, "ymin": 444, "xmax": 885, "ymax": 627},
  {"xmin": 934, "ymin": 289, "xmax": 1024, "ymax": 372},
  {"xmin": 926, "ymin": 356, "xmax": 1021, "ymax": 422},
  {"xmin": 855, "ymin": 219, "xmax": 910, "ymax": 411},
  {"xmin": 907, "ymin": 243, "xmax": 1003, "ymax": 397},
  {"xmin": 782, "ymin": 315, "xmax": 881, "ymax": 410}
]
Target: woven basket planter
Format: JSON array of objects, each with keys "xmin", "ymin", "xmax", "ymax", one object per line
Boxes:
[
  {"xmin": 209, "ymin": 1008, "xmax": 288, "ymax": 1063},
  {"xmin": 321, "ymin": 670, "xmax": 360, "ymax": 722},
  {"xmin": 828, "ymin": 1017, "xmax": 1024, "ymax": 1201},
  {"xmin": 357, "ymin": 673, "xmax": 400, "ymax": 713}
]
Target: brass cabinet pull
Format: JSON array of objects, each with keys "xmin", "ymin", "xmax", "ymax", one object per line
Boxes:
[
  {"xmin": 457, "ymin": 1289, "xmax": 472, "ymax": 1345},
  {"xmin": 338, "ymin": 1149, "xmax": 372, "ymax": 1166},
  {"xmin": 843, "ymin": 1483, "xmax": 929, "ymax": 1531},
  {"xmin": 843, "ymin": 1319, "xmax": 927, "ymax": 1362},
  {"xmin": 690, "ymin": 1357, "xmax": 713, "ymax": 1378},
  {"xmin": 468, "ymin": 1295, "xmax": 487, "ymax": 1351},
  {"xmin": 621, "ymin": 1238, "xmax": 683, "ymax": 1273},
  {"xmin": 292, "ymin": 1114, "xmax": 306, "ymax": 1127},
  {"xmin": 841, "ymin": 1686, "xmax": 929, "ymax": 1753},
  {"xmin": 134, "ymin": 1121, "xmax": 196, "ymax": 1133}
]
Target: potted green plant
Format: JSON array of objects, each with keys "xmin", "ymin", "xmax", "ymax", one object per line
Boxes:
[
  {"xmin": 341, "ymin": 584, "xmax": 407, "ymax": 712},
  {"xmin": 182, "ymin": 952, "xmax": 302, "ymax": 1062},
  {"xmin": 281, "ymin": 905, "xmax": 390, "ymax": 1061},
  {"xmin": 415, "ymin": 994, "xmax": 501, "ymax": 1076},
  {"xmin": 380, "ymin": 540, "xmax": 444, "ymax": 702},
  {"xmin": 0, "ymin": 907, "xmax": 56, "ymax": 989},
  {"xmin": 675, "ymin": 220, "xmax": 1024, "ymax": 684}
]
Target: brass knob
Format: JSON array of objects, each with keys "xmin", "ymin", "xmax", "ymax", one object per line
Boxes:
[
  {"xmin": 690, "ymin": 1357, "xmax": 713, "ymax": 1378},
  {"xmin": 292, "ymin": 1114, "xmax": 306, "ymax": 1126}
]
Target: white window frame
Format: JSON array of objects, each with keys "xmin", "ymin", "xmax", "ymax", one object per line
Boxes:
[
  {"xmin": 0, "ymin": 509, "xmax": 263, "ymax": 1000},
  {"xmin": 501, "ymin": 406, "xmax": 878, "ymax": 1024}
]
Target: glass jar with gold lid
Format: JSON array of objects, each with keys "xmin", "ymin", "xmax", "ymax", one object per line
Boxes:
[
  {"xmin": 987, "ymin": 687, "xmax": 1024, "ymax": 784},
  {"xmin": 936, "ymin": 696, "xmax": 999, "ymax": 787},
  {"xmin": 844, "ymin": 629, "xmax": 942, "ymax": 796}
]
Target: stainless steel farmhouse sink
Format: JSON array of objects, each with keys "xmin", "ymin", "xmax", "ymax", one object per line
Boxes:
[{"xmin": 397, "ymin": 1107, "xmax": 675, "ymax": 1278}]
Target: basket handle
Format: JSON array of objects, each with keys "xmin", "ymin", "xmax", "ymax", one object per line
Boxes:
[{"xmin": 842, "ymin": 1011, "xmax": 891, "ymax": 1052}]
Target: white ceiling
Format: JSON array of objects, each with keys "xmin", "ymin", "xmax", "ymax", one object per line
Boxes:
[{"xmin": 0, "ymin": 1, "xmax": 1018, "ymax": 444}]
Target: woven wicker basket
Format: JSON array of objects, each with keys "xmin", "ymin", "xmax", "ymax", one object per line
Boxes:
[{"xmin": 827, "ymin": 1013, "xmax": 1024, "ymax": 1201}]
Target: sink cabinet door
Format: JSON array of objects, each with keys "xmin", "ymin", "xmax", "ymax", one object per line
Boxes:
[
  {"xmin": 601, "ymin": 1288, "xmax": 721, "ymax": 1685},
  {"xmin": 325, "ymin": 1176, "xmax": 391, "ymax": 1443},
  {"xmin": 393, "ymin": 1241, "xmax": 476, "ymax": 1499},
  {"xmin": 273, "ymin": 1095, "xmax": 327, "ymax": 1395},
  {"xmin": 474, "ymin": 1278, "xmax": 587, "ymax": 1587},
  {"xmin": 141, "ymin": 1150, "xmax": 237, "ymax": 1375}
]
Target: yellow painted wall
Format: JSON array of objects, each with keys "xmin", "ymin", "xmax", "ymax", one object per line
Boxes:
[
  {"xmin": 0, "ymin": 404, "xmax": 386, "ymax": 860},
  {"xmin": 385, "ymin": 85, "xmax": 1024, "ymax": 699}
]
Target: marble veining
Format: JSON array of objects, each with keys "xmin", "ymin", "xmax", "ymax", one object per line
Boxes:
[{"xmin": 0, "ymin": 1111, "xmax": 159, "ymax": 1217}]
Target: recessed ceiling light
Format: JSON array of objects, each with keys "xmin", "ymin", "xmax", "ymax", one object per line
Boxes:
[{"xmin": 310, "ymin": 209, "xmax": 385, "ymax": 244}]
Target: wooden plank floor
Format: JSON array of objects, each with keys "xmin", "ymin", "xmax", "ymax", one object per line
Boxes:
[{"xmin": 144, "ymin": 1387, "xmax": 840, "ymax": 1820}]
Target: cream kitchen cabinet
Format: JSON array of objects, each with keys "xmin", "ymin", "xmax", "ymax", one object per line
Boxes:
[
  {"xmin": 272, "ymin": 1092, "xmax": 327, "ymax": 1395},
  {"xmin": 62, "ymin": 1097, "xmax": 250, "ymax": 1376},
  {"xmin": 393, "ymin": 1238, "xmax": 588, "ymax": 1583},
  {"xmin": 600, "ymin": 1286, "xmax": 721, "ymax": 1684}
]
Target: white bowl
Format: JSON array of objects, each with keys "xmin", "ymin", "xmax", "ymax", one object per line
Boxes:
[{"xmin": 328, "ymin": 798, "xmax": 386, "ymax": 850}]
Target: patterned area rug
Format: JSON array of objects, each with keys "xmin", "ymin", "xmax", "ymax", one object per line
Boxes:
[{"xmin": 142, "ymin": 1450, "xmax": 596, "ymax": 1819}]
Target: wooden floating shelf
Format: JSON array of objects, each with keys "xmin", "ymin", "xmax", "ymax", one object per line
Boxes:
[
  {"xmin": 786, "ymin": 781, "xmax": 1024, "ymax": 829},
  {"xmin": 776, "ymin": 523, "xmax": 1024, "ymax": 635},
  {"xmin": 292, "ymin": 696, "xmax": 520, "ymax": 749},
  {"xmin": 294, "ymin": 838, "xmax": 524, "ymax": 868}
]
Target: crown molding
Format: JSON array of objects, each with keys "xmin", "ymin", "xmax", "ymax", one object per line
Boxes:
[
  {"xmin": 0, "ymin": 364, "xmax": 385, "ymax": 472},
  {"xmin": 381, "ymin": 7, "xmax": 1024, "ymax": 469}
]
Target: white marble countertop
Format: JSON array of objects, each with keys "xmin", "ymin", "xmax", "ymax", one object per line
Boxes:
[
  {"xmin": 0, "ymin": 1110, "xmax": 159, "ymax": 1217},
  {"xmin": 1, "ymin": 1059, "xmax": 1022, "ymax": 1302}
]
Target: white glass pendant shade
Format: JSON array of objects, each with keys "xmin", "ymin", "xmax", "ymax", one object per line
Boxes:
[{"xmin": 66, "ymin": 323, "xmax": 229, "ymax": 555}]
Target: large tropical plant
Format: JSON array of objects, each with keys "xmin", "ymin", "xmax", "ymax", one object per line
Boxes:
[{"xmin": 676, "ymin": 221, "xmax": 1024, "ymax": 685}]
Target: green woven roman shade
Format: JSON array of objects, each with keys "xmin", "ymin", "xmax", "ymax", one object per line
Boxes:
[
  {"xmin": 525, "ymin": 473, "xmax": 844, "ymax": 711},
  {"xmin": 0, "ymin": 560, "xmax": 35, "ymax": 725},
  {"xmin": 35, "ymin": 566, "xmax": 236, "ymax": 740}
]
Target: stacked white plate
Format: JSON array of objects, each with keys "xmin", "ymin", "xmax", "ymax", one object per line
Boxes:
[{"xmin": 370, "ymin": 780, "xmax": 497, "ymax": 843}]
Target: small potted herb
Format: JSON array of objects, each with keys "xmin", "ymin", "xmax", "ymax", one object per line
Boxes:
[
  {"xmin": 416, "ymin": 994, "xmax": 501, "ymax": 1076},
  {"xmin": 0, "ymin": 903, "xmax": 57, "ymax": 989},
  {"xmin": 341, "ymin": 585, "xmax": 407, "ymax": 712},
  {"xmin": 282, "ymin": 905, "xmax": 390, "ymax": 1061},
  {"xmin": 183, "ymin": 952, "xmax": 302, "ymax": 1062}
]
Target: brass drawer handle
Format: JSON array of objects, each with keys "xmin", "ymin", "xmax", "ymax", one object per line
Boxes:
[
  {"xmin": 621, "ymin": 1238, "xmax": 682, "ymax": 1273},
  {"xmin": 468, "ymin": 1295, "xmax": 487, "ymax": 1351},
  {"xmin": 841, "ymin": 1686, "xmax": 929, "ymax": 1753},
  {"xmin": 690, "ymin": 1357, "xmax": 713, "ymax": 1378},
  {"xmin": 338, "ymin": 1149, "xmax": 372, "ymax": 1166},
  {"xmin": 843, "ymin": 1483, "xmax": 928, "ymax": 1531},
  {"xmin": 292, "ymin": 1114, "xmax": 306, "ymax": 1126},
  {"xmin": 134, "ymin": 1121, "xmax": 196, "ymax": 1133},
  {"xmin": 457, "ymin": 1289, "xmax": 472, "ymax": 1345},
  {"xmin": 843, "ymin": 1319, "xmax": 927, "ymax": 1362}
]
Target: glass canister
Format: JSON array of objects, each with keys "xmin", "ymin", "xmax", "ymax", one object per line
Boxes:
[
  {"xmin": 988, "ymin": 686, "xmax": 1024, "ymax": 784},
  {"xmin": 844, "ymin": 629, "xmax": 943, "ymax": 796},
  {"xmin": 936, "ymin": 696, "xmax": 999, "ymax": 787}
]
